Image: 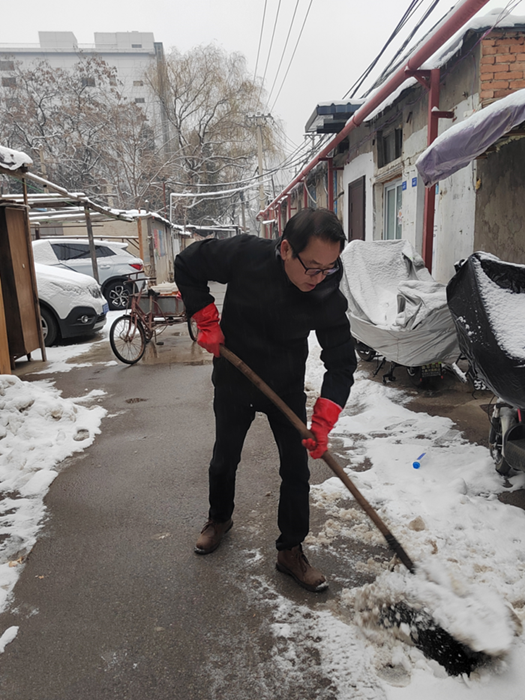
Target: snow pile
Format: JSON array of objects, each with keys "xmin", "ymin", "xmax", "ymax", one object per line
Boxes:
[
  {"xmin": 0, "ymin": 375, "xmax": 106, "ymax": 613},
  {"xmin": 0, "ymin": 145, "xmax": 33, "ymax": 171},
  {"xmin": 302, "ymin": 336, "xmax": 525, "ymax": 692},
  {"xmin": 310, "ymin": 373, "xmax": 524, "ymax": 653},
  {"xmin": 477, "ymin": 266, "xmax": 525, "ymax": 362}
]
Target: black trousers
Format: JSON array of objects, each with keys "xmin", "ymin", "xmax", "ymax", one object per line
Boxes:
[{"xmin": 208, "ymin": 384, "xmax": 310, "ymax": 551}]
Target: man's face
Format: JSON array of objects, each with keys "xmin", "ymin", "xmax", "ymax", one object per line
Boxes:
[{"xmin": 280, "ymin": 237, "xmax": 341, "ymax": 293}]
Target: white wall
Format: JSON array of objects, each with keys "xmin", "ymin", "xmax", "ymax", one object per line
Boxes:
[
  {"xmin": 342, "ymin": 152, "xmax": 375, "ymax": 240},
  {"xmin": 433, "ymin": 162, "xmax": 477, "ymax": 283}
]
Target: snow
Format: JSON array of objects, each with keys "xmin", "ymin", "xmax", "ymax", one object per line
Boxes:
[
  {"xmin": 0, "ymin": 145, "xmax": 33, "ymax": 171},
  {"xmin": 2, "ymin": 319, "xmax": 525, "ymax": 696},
  {"xmin": 416, "ymin": 89, "xmax": 525, "ymax": 186},
  {"xmin": 0, "ymin": 375, "xmax": 106, "ymax": 615},
  {"xmin": 303, "ymin": 334, "xmax": 525, "ymax": 696},
  {"xmin": 475, "ymin": 256, "xmax": 525, "ymax": 361},
  {"xmin": 365, "ymin": 10, "xmax": 525, "ymax": 122}
]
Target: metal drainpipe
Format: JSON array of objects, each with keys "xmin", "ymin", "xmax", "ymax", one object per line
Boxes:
[
  {"xmin": 259, "ymin": 0, "xmax": 489, "ymax": 218},
  {"xmin": 327, "ymin": 157, "xmax": 334, "ymax": 211},
  {"xmin": 424, "ymin": 69, "xmax": 441, "ymax": 270}
]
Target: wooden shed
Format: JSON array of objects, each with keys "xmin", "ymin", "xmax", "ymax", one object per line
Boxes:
[{"xmin": 0, "ymin": 148, "xmax": 45, "ymax": 372}]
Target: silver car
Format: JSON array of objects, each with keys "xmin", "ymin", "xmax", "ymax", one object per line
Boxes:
[{"xmin": 32, "ymin": 238, "xmax": 145, "ymax": 310}]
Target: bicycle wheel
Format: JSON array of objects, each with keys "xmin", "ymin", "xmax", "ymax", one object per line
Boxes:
[
  {"xmin": 187, "ymin": 315, "xmax": 198, "ymax": 342},
  {"xmin": 110, "ymin": 315, "xmax": 146, "ymax": 365}
]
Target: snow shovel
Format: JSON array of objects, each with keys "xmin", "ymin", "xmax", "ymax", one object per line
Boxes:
[{"xmin": 220, "ymin": 345, "xmax": 490, "ymax": 676}]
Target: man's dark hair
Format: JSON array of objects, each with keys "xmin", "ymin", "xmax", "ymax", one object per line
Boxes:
[{"xmin": 282, "ymin": 207, "xmax": 346, "ymax": 255}]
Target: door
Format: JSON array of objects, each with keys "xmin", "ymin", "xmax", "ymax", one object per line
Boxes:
[
  {"xmin": 0, "ymin": 206, "xmax": 41, "ymax": 360},
  {"xmin": 348, "ymin": 177, "xmax": 365, "ymax": 241}
]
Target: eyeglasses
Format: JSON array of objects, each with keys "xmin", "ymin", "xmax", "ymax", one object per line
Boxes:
[{"xmin": 288, "ymin": 242, "xmax": 340, "ymax": 277}]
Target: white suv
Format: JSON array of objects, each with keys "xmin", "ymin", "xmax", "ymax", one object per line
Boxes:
[
  {"xmin": 32, "ymin": 239, "xmax": 145, "ymax": 310},
  {"xmin": 35, "ymin": 263, "xmax": 107, "ymax": 346}
]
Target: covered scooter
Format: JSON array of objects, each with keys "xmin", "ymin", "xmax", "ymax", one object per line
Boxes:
[
  {"xmin": 447, "ymin": 252, "xmax": 525, "ymax": 475},
  {"xmin": 340, "ymin": 239, "xmax": 460, "ymax": 383}
]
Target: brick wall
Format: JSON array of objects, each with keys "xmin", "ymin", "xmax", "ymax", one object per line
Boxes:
[{"xmin": 480, "ymin": 32, "xmax": 525, "ymax": 103}]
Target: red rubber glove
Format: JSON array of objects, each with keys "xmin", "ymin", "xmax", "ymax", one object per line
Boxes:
[
  {"xmin": 302, "ymin": 398, "xmax": 342, "ymax": 459},
  {"xmin": 193, "ymin": 303, "xmax": 225, "ymax": 358}
]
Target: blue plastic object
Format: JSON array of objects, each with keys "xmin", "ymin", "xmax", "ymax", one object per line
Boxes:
[{"xmin": 413, "ymin": 452, "xmax": 426, "ymax": 469}]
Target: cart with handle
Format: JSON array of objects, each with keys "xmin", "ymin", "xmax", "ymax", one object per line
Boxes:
[{"xmin": 109, "ymin": 282, "xmax": 197, "ymax": 364}]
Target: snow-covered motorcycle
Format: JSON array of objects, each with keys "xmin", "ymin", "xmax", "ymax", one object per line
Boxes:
[{"xmin": 447, "ymin": 252, "xmax": 525, "ymax": 475}]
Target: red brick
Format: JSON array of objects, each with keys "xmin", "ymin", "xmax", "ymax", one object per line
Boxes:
[
  {"xmin": 480, "ymin": 71, "xmax": 494, "ymax": 81},
  {"xmin": 481, "ymin": 55, "xmax": 496, "ymax": 65},
  {"xmin": 517, "ymin": 53, "xmax": 525, "ymax": 62},
  {"xmin": 482, "ymin": 45, "xmax": 498, "ymax": 55},
  {"xmin": 494, "ymin": 68, "xmax": 510, "ymax": 78},
  {"xmin": 497, "ymin": 38, "xmax": 525, "ymax": 47},
  {"xmin": 499, "ymin": 71, "xmax": 524, "ymax": 80},
  {"xmin": 495, "ymin": 55, "xmax": 514, "ymax": 64},
  {"xmin": 513, "ymin": 61, "xmax": 525, "ymax": 72},
  {"xmin": 480, "ymin": 89, "xmax": 494, "ymax": 99},
  {"xmin": 494, "ymin": 89, "xmax": 512, "ymax": 98},
  {"xmin": 509, "ymin": 79, "xmax": 525, "ymax": 89},
  {"xmin": 487, "ymin": 80, "xmax": 510, "ymax": 89},
  {"xmin": 493, "ymin": 44, "xmax": 510, "ymax": 54}
]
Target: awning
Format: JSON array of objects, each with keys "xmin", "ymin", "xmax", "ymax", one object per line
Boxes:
[{"xmin": 416, "ymin": 89, "xmax": 525, "ymax": 187}]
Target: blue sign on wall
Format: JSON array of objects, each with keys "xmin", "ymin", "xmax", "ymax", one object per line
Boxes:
[
  {"xmin": 412, "ymin": 177, "xmax": 417, "ymax": 187},
  {"xmin": 402, "ymin": 181, "xmax": 407, "ymax": 191}
]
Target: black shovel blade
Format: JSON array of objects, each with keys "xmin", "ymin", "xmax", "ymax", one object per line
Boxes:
[{"xmin": 380, "ymin": 602, "xmax": 491, "ymax": 676}]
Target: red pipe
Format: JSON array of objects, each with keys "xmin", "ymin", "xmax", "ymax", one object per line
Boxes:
[
  {"xmin": 423, "ymin": 69, "xmax": 441, "ymax": 269},
  {"xmin": 327, "ymin": 157, "xmax": 334, "ymax": 210},
  {"xmin": 259, "ymin": 0, "xmax": 489, "ymax": 218}
]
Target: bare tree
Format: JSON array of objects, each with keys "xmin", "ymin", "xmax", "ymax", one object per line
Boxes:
[
  {"xmin": 147, "ymin": 44, "xmax": 280, "ymax": 226},
  {"xmin": 0, "ymin": 55, "xmax": 168, "ymax": 210}
]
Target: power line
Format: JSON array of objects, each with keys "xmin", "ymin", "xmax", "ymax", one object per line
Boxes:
[
  {"xmin": 364, "ymin": 0, "xmax": 442, "ymax": 96},
  {"xmin": 342, "ymin": 0, "xmax": 426, "ymax": 99},
  {"xmin": 270, "ymin": 0, "xmax": 315, "ymax": 113},
  {"xmin": 253, "ymin": 0, "xmax": 268, "ymax": 81},
  {"xmin": 265, "ymin": 0, "xmax": 301, "ymax": 109},
  {"xmin": 260, "ymin": 0, "xmax": 283, "ymax": 96}
]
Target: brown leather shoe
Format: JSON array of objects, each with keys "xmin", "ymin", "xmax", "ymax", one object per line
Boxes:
[
  {"xmin": 276, "ymin": 545, "xmax": 328, "ymax": 592},
  {"xmin": 194, "ymin": 518, "xmax": 233, "ymax": 555}
]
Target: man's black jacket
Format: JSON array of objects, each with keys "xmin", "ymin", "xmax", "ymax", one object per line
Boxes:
[{"xmin": 174, "ymin": 234, "xmax": 356, "ymax": 408}]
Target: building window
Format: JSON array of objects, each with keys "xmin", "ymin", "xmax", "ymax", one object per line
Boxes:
[
  {"xmin": 81, "ymin": 77, "xmax": 96, "ymax": 87},
  {"xmin": 132, "ymin": 44, "xmax": 142, "ymax": 48},
  {"xmin": 1, "ymin": 77, "xmax": 16, "ymax": 88},
  {"xmin": 133, "ymin": 80, "xmax": 144, "ymax": 87},
  {"xmin": 378, "ymin": 128, "xmax": 402, "ymax": 168},
  {"xmin": 384, "ymin": 180, "xmax": 402, "ymax": 240},
  {"xmin": 135, "ymin": 97, "xmax": 145, "ymax": 103},
  {"xmin": 0, "ymin": 60, "xmax": 14, "ymax": 71}
]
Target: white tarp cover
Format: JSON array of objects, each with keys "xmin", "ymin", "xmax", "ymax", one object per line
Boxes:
[
  {"xmin": 341, "ymin": 239, "xmax": 460, "ymax": 366},
  {"xmin": 0, "ymin": 145, "xmax": 33, "ymax": 171},
  {"xmin": 416, "ymin": 89, "xmax": 525, "ymax": 187}
]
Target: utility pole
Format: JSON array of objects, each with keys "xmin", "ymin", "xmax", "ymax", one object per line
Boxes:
[{"xmin": 246, "ymin": 113, "xmax": 272, "ymax": 237}]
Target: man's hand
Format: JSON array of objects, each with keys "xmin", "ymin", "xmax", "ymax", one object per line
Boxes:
[
  {"xmin": 192, "ymin": 303, "xmax": 225, "ymax": 357},
  {"xmin": 302, "ymin": 398, "xmax": 342, "ymax": 459}
]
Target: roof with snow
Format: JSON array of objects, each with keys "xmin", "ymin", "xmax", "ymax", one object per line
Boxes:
[
  {"xmin": 416, "ymin": 88, "xmax": 525, "ymax": 186},
  {"xmin": 364, "ymin": 9, "xmax": 525, "ymax": 123}
]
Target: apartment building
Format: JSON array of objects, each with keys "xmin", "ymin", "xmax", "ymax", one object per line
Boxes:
[{"xmin": 0, "ymin": 31, "xmax": 171, "ymax": 153}]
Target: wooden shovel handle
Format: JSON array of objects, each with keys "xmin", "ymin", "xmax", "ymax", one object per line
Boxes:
[{"xmin": 220, "ymin": 345, "xmax": 415, "ymax": 573}]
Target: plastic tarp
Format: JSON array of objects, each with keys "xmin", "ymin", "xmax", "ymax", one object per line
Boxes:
[
  {"xmin": 340, "ymin": 239, "xmax": 460, "ymax": 366},
  {"xmin": 416, "ymin": 89, "xmax": 525, "ymax": 187},
  {"xmin": 447, "ymin": 252, "xmax": 525, "ymax": 407}
]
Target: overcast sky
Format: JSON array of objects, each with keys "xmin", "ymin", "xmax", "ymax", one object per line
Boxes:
[{"xmin": 0, "ymin": 0, "xmax": 519, "ymax": 150}]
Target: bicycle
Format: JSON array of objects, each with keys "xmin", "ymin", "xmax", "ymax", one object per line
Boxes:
[{"xmin": 109, "ymin": 282, "xmax": 197, "ymax": 365}]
